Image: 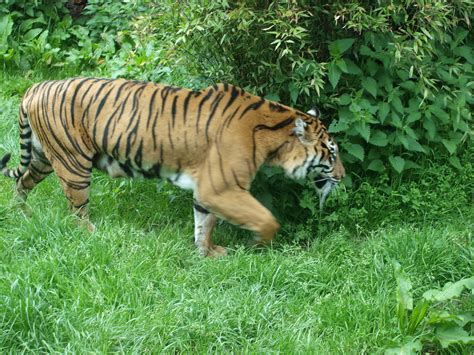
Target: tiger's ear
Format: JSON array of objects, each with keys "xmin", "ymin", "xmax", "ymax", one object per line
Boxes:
[
  {"xmin": 307, "ymin": 107, "xmax": 321, "ymax": 118},
  {"xmin": 307, "ymin": 106, "xmax": 330, "ymax": 126},
  {"xmin": 293, "ymin": 118, "xmax": 313, "ymax": 144}
]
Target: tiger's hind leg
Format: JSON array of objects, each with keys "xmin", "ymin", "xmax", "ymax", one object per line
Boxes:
[
  {"xmin": 50, "ymin": 156, "xmax": 95, "ymax": 232},
  {"xmin": 14, "ymin": 148, "xmax": 53, "ymax": 215},
  {"xmin": 193, "ymin": 201, "xmax": 226, "ymax": 257}
]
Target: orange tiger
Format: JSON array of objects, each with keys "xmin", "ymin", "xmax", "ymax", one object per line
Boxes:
[{"xmin": 0, "ymin": 78, "xmax": 345, "ymax": 257}]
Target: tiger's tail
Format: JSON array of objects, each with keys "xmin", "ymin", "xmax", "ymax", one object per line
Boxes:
[{"xmin": 1, "ymin": 103, "xmax": 32, "ymax": 180}]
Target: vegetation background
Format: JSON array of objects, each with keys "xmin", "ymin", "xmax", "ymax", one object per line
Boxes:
[{"xmin": 0, "ymin": 0, "xmax": 472, "ymax": 353}]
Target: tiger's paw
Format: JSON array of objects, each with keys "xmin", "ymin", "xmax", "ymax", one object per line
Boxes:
[
  {"xmin": 207, "ymin": 245, "xmax": 228, "ymax": 258},
  {"xmin": 249, "ymin": 235, "xmax": 273, "ymax": 247},
  {"xmin": 198, "ymin": 244, "xmax": 228, "ymax": 258},
  {"xmin": 77, "ymin": 218, "xmax": 96, "ymax": 233}
]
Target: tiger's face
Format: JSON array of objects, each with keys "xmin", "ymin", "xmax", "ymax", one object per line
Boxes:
[{"xmin": 281, "ymin": 111, "xmax": 345, "ymax": 210}]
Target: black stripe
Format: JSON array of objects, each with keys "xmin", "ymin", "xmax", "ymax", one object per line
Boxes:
[
  {"xmin": 239, "ymin": 97, "xmax": 266, "ymax": 119},
  {"xmin": 222, "ymin": 85, "xmax": 239, "ymax": 115},
  {"xmin": 231, "ymin": 169, "xmax": 246, "ymax": 190},
  {"xmin": 134, "ymin": 140, "xmax": 144, "ymax": 168},
  {"xmin": 267, "ymin": 142, "xmax": 289, "ymax": 161},
  {"xmin": 114, "ymin": 80, "xmax": 132, "ymax": 104},
  {"xmin": 20, "ymin": 143, "xmax": 31, "ymax": 150},
  {"xmin": 95, "ymin": 85, "xmax": 115, "ymax": 118},
  {"xmin": 70, "ymin": 78, "xmax": 95, "ymax": 127},
  {"xmin": 146, "ymin": 88, "xmax": 159, "ymax": 129},
  {"xmin": 167, "ymin": 121, "xmax": 174, "ymax": 150},
  {"xmin": 196, "ymin": 89, "xmax": 214, "ymax": 134},
  {"xmin": 193, "ymin": 203, "xmax": 210, "ymax": 214},
  {"xmin": 160, "ymin": 86, "xmax": 171, "ymax": 115},
  {"xmin": 111, "ymin": 134, "xmax": 122, "ymax": 159},
  {"xmin": 268, "ymin": 102, "xmax": 288, "ymax": 112},
  {"xmin": 254, "ymin": 117, "xmax": 293, "ymax": 131},
  {"xmin": 182, "ymin": 91, "xmax": 194, "ymax": 124},
  {"xmin": 171, "ymin": 95, "xmax": 178, "ymax": 128},
  {"xmin": 74, "ymin": 199, "xmax": 90, "ymax": 209},
  {"xmin": 205, "ymin": 92, "xmax": 224, "ymax": 142}
]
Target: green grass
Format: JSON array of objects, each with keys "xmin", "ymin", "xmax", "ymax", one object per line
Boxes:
[{"xmin": 0, "ymin": 73, "xmax": 472, "ymax": 353}]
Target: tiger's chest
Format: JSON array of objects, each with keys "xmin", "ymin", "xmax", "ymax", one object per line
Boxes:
[{"xmin": 92, "ymin": 154, "xmax": 196, "ymax": 190}]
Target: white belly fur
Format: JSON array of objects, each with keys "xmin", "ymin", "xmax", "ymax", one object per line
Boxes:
[
  {"xmin": 161, "ymin": 169, "xmax": 196, "ymax": 190},
  {"xmin": 94, "ymin": 154, "xmax": 196, "ymax": 191}
]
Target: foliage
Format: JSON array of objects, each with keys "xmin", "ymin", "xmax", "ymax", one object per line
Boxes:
[
  {"xmin": 0, "ymin": 0, "xmax": 472, "ymax": 180},
  {"xmin": 386, "ymin": 262, "xmax": 474, "ymax": 354},
  {"xmin": 166, "ymin": 1, "xmax": 473, "ymax": 179},
  {"xmin": 0, "ymin": 0, "xmax": 71, "ymax": 68}
]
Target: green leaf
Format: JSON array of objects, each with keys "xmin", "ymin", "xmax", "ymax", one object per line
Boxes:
[
  {"xmin": 404, "ymin": 160, "xmax": 421, "ymax": 170},
  {"xmin": 389, "ymin": 156, "xmax": 405, "ymax": 173},
  {"xmin": 453, "ymin": 45, "xmax": 474, "ymax": 64},
  {"xmin": 429, "ymin": 311, "xmax": 474, "ymax": 327},
  {"xmin": 370, "ymin": 131, "xmax": 388, "ymax": 147},
  {"xmin": 379, "ymin": 102, "xmax": 390, "ymax": 123},
  {"xmin": 407, "ymin": 301, "xmax": 429, "ymax": 335},
  {"xmin": 406, "ymin": 112, "xmax": 421, "ymax": 124},
  {"xmin": 329, "ymin": 38, "xmax": 355, "ymax": 57},
  {"xmin": 390, "ymin": 114, "xmax": 403, "ymax": 129},
  {"xmin": 328, "ymin": 119, "xmax": 349, "ymax": 133},
  {"xmin": 362, "ymin": 77, "xmax": 377, "ymax": 98},
  {"xmin": 441, "ymin": 139, "xmax": 457, "ymax": 155},
  {"xmin": 0, "ymin": 15, "xmax": 13, "ymax": 47},
  {"xmin": 264, "ymin": 93, "xmax": 280, "ymax": 102},
  {"xmin": 336, "ymin": 58, "xmax": 348, "ymax": 73},
  {"xmin": 289, "ymin": 83, "xmax": 299, "ymax": 105},
  {"xmin": 423, "ymin": 117, "xmax": 436, "ymax": 140},
  {"xmin": 367, "ymin": 159, "xmax": 384, "ymax": 172},
  {"xmin": 400, "ymin": 80, "xmax": 416, "ymax": 92},
  {"xmin": 299, "ymin": 189, "xmax": 317, "ymax": 215},
  {"xmin": 405, "ymin": 137, "xmax": 425, "ymax": 153},
  {"xmin": 338, "ymin": 94, "xmax": 351, "ymax": 105},
  {"xmin": 384, "ymin": 339, "xmax": 422, "ymax": 355},
  {"xmin": 360, "ymin": 45, "xmax": 374, "ymax": 57},
  {"xmin": 346, "ymin": 143, "xmax": 364, "ymax": 161},
  {"xmin": 393, "ymin": 261, "xmax": 413, "ymax": 311},
  {"xmin": 404, "ymin": 127, "xmax": 418, "ymax": 140},
  {"xmin": 430, "ymin": 106, "xmax": 449, "ymax": 123},
  {"xmin": 344, "ymin": 58, "xmax": 362, "ymax": 75},
  {"xmin": 366, "ymin": 59, "xmax": 378, "ymax": 75},
  {"xmin": 448, "ymin": 156, "xmax": 462, "ymax": 170},
  {"xmin": 328, "ymin": 62, "xmax": 341, "ymax": 89},
  {"xmin": 393, "ymin": 261, "xmax": 413, "ymax": 333},
  {"xmin": 24, "ymin": 28, "xmax": 43, "ymax": 41},
  {"xmin": 355, "ymin": 122, "xmax": 370, "ymax": 142},
  {"xmin": 423, "ymin": 277, "xmax": 474, "ymax": 302},
  {"xmin": 435, "ymin": 325, "xmax": 474, "ymax": 348},
  {"xmin": 391, "ymin": 96, "xmax": 404, "ymax": 114}
]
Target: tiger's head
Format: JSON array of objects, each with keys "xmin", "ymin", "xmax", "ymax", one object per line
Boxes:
[{"xmin": 273, "ymin": 107, "xmax": 345, "ymax": 210}]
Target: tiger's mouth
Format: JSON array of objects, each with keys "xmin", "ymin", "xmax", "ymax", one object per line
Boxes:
[{"xmin": 314, "ymin": 176, "xmax": 339, "ymax": 212}]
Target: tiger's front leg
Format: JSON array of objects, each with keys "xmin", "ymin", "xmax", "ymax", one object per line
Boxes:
[
  {"xmin": 193, "ymin": 201, "xmax": 227, "ymax": 257},
  {"xmin": 197, "ymin": 187, "xmax": 280, "ymax": 252}
]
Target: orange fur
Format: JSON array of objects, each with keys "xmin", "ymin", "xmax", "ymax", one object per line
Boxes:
[{"xmin": 1, "ymin": 78, "xmax": 344, "ymax": 256}]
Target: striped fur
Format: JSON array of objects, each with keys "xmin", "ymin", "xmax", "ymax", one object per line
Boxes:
[{"xmin": 0, "ymin": 78, "xmax": 345, "ymax": 256}]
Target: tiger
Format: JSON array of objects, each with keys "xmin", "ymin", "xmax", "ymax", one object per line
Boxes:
[{"xmin": 0, "ymin": 78, "xmax": 345, "ymax": 257}]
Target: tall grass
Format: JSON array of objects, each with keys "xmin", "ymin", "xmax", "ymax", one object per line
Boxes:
[{"xmin": 0, "ymin": 73, "xmax": 472, "ymax": 353}]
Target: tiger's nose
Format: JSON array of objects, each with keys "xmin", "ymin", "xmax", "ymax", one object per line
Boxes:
[{"xmin": 333, "ymin": 158, "xmax": 345, "ymax": 181}]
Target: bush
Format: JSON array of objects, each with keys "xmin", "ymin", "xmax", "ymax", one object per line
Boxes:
[
  {"xmin": 0, "ymin": 0, "xmax": 472, "ymax": 181},
  {"xmin": 165, "ymin": 1, "xmax": 473, "ymax": 179}
]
